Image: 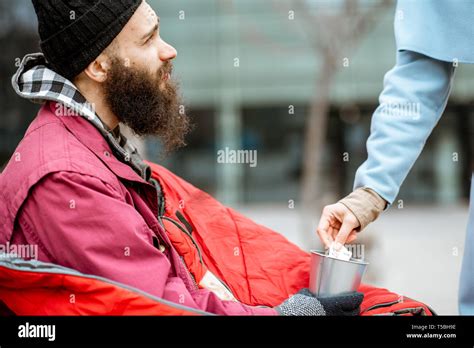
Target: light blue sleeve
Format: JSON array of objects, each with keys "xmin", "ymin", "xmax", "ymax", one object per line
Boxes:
[
  {"xmin": 395, "ymin": 0, "xmax": 474, "ymax": 64},
  {"xmin": 353, "ymin": 50, "xmax": 455, "ymax": 204}
]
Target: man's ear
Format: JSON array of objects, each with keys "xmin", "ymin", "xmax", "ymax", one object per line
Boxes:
[{"xmin": 83, "ymin": 53, "xmax": 111, "ymax": 83}]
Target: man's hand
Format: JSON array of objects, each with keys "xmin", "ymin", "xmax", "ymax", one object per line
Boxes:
[
  {"xmin": 275, "ymin": 288, "xmax": 364, "ymax": 316},
  {"xmin": 316, "ymin": 187, "xmax": 387, "ymax": 249},
  {"xmin": 317, "ymin": 203, "xmax": 360, "ymax": 249}
]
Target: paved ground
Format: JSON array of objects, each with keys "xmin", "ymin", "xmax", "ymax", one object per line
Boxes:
[{"xmin": 237, "ymin": 203, "xmax": 469, "ymax": 315}]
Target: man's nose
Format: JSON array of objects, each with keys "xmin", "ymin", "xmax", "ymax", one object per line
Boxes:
[{"xmin": 159, "ymin": 39, "xmax": 177, "ymax": 61}]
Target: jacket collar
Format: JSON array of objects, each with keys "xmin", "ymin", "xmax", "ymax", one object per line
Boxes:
[
  {"xmin": 12, "ymin": 52, "xmax": 152, "ymax": 183},
  {"xmin": 42, "ymin": 101, "xmax": 152, "ymax": 185}
]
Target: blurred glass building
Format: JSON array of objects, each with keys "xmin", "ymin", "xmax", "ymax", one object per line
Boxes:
[{"xmin": 1, "ymin": 0, "xmax": 473, "ymax": 206}]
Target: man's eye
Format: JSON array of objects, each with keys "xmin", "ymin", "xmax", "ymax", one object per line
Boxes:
[
  {"xmin": 146, "ymin": 30, "xmax": 158, "ymax": 44},
  {"xmin": 145, "ymin": 35, "xmax": 154, "ymax": 44}
]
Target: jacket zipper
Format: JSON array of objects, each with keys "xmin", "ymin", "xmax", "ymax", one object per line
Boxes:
[
  {"xmin": 147, "ymin": 177, "xmax": 235, "ymax": 298},
  {"xmin": 164, "ymin": 216, "xmax": 235, "ymax": 298},
  {"xmin": 179, "ymin": 256, "xmax": 199, "ymax": 290},
  {"xmin": 162, "ymin": 215, "xmax": 203, "ymax": 264},
  {"xmin": 363, "ymin": 299, "xmax": 401, "ymax": 313}
]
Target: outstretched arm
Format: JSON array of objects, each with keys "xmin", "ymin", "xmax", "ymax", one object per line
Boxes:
[{"xmin": 318, "ymin": 50, "xmax": 456, "ymax": 248}]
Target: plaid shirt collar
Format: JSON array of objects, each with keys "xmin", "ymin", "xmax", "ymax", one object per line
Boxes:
[{"xmin": 12, "ymin": 52, "xmax": 151, "ymax": 182}]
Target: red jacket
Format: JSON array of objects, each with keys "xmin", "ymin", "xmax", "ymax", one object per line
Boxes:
[{"xmin": 0, "ymin": 102, "xmax": 275, "ymax": 316}]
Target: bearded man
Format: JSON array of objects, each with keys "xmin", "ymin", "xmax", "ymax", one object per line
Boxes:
[{"xmin": 0, "ymin": 0, "xmax": 362, "ymax": 316}]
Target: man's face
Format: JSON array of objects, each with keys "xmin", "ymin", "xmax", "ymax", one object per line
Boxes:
[{"xmin": 102, "ymin": 1, "xmax": 190, "ymax": 153}]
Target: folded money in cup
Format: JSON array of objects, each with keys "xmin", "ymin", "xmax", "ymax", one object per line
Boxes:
[{"xmin": 327, "ymin": 242, "xmax": 352, "ymax": 261}]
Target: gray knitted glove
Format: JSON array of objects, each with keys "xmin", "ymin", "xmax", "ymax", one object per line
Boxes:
[
  {"xmin": 275, "ymin": 292, "xmax": 326, "ymax": 316},
  {"xmin": 275, "ymin": 289, "xmax": 363, "ymax": 316}
]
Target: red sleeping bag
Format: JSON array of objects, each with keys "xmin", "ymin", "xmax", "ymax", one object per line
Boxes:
[
  {"xmin": 147, "ymin": 162, "xmax": 435, "ymax": 316},
  {"xmin": 0, "ymin": 162, "xmax": 435, "ymax": 316}
]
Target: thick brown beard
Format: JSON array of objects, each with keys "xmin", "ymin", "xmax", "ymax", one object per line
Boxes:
[{"xmin": 103, "ymin": 57, "xmax": 191, "ymax": 154}]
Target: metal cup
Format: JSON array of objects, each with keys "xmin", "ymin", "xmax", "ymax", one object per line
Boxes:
[{"xmin": 309, "ymin": 249, "xmax": 368, "ymax": 297}]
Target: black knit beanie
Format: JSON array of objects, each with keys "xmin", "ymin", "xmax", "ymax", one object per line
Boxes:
[{"xmin": 31, "ymin": 0, "xmax": 142, "ymax": 81}]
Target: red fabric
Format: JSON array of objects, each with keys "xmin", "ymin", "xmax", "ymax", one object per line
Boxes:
[
  {"xmin": 162, "ymin": 218, "xmax": 209, "ymax": 285},
  {"xmin": 0, "ymin": 265, "xmax": 199, "ymax": 315},
  {"xmin": 148, "ymin": 162, "xmax": 435, "ymax": 315},
  {"xmin": 0, "ymin": 156, "xmax": 435, "ymax": 316},
  {"xmin": 0, "ymin": 102, "xmax": 434, "ymax": 316},
  {"xmin": 0, "ymin": 102, "xmax": 276, "ymax": 316},
  {"xmin": 358, "ymin": 284, "xmax": 434, "ymax": 316}
]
